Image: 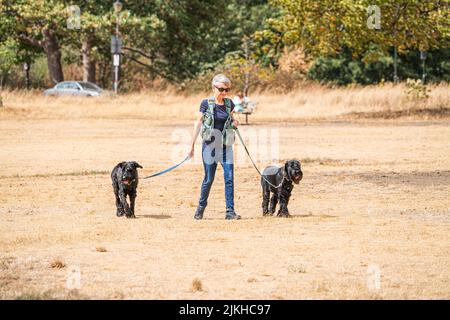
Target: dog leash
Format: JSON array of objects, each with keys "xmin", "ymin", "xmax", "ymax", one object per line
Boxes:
[
  {"xmin": 234, "ymin": 127, "xmax": 286, "ymax": 189},
  {"xmin": 141, "ymin": 128, "xmax": 286, "ymax": 188},
  {"xmin": 142, "ymin": 155, "xmax": 191, "ymax": 179}
]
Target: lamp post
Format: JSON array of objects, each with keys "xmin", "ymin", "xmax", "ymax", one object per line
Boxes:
[
  {"xmin": 114, "ymin": 0, "xmax": 122, "ymax": 34},
  {"xmin": 393, "ymin": 46, "xmax": 399, "ymax": 83},
  {"xmin": 420, "ymin": 50, "xmax": 427, "ymax": 84},
  {"xmin": 23, "ymin": 62, "xmax": 31, "ymax": 90},
  {"xmin": 112, "ymin": 0, "xmax": 123, "ymax": 94}
]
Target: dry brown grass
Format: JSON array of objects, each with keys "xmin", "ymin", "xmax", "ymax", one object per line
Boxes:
[
  {"xmin": 0, "ymin": 85, "xmax": 449, "ymax": 299},
  {"xmin": 192, "ymin": 279, "xmax": 203, "ymax": 292},
  {"xmin": 49, "ymin": 257, "xmax": 66, "ymax": 269},
  {"xmin": 254, "ymin": 82, "xmax": 450, "ymax": 120},
  {"xmin": 1, "ymin": 83, "xmax": 449, "ymax": 122}
]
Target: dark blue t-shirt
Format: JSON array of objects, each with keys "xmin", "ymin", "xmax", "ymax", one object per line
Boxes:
[{"xmin": 199, "ymin": 98, "xmax": 235, "ymax": 132}]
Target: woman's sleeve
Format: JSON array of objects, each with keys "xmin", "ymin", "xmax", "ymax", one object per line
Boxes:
[
  {"xmin": 230, "ymin": 99, "xmax": 235, "ymax": 112},
  {"xmin": 199, "ymin": 99, "xmax": 207, "ymax": 113}
]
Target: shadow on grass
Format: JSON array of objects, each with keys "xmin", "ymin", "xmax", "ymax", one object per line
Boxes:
[
  {"xmin": 136, "ymin": 214, "xmax": 171, "ymax": 219},
  {"xmin": 345, "ymin": 106, "xmax": 450, "ymax": 119},
  {"xmin": 199, "ymin": 214, "xmax": 338, "ymax": 220},
  {"xmin": 290, "ymin": 213, "xmax": 338, "ymax": 219}
]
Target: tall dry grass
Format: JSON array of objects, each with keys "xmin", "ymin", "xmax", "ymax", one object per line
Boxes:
[
  {"xmin": 255, "ymin": 83, "xmax": 450, "ymax": 120},
  {"xmin": 0, "ymin": 83, "xmax": 449, "ymax": 122}
]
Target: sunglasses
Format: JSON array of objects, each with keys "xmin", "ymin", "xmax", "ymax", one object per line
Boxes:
[{"xmin": 214, "ymin": 85, "xmax": 231, "ymax": 93}]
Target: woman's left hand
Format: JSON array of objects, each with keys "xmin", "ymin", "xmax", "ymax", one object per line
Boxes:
[{"xmin": 232, "ymin": 119, "xmax": 239, "ymax": 128}]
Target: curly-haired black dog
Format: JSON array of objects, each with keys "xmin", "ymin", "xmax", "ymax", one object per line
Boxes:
[
  {"xmin": 261, "ymin": 160, "xmax": 303, "ymax": 217},
  {"xmin": 111, "ymin": 161, "xmax": 143, "ymax": 218}
]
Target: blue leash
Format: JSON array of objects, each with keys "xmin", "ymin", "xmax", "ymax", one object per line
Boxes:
[
  {"xmin": 141, "ymin": 128, "xmax": 285, "ymax": 187},
  {"xmin": 142, "ymin": 155, "xmax": 191, "ymax": 179}
]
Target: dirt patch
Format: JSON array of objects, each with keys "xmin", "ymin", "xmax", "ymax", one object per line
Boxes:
[
  {"xmin": 356, "ymin": 170, "xmax": 450, "ymax": 187},
  {"xmin": 300, "ymin": 157, "xmax": 359, "ymax": 166},
  {"xmin": 345, "ymin": 107, "xmax": 450, "ymax": 120}
]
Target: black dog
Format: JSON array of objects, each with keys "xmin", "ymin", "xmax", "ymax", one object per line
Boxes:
[
  {"xmin": 111, "ymin": 161, "xmax": 143, "ymax": 218},
  {"xmin": 261, "ymin": 160, "xmax": 303, "ymax": 217}
]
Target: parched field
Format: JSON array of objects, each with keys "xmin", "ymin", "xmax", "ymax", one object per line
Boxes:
[{"xmin": 0, "ymin": 88, "xmax": 449, "ymax": 299}]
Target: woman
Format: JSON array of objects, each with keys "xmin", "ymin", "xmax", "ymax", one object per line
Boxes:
[
  {"xmin": 188, "ymin": 74, "xmax": 241, "ymax": 220},
  {"xmin": 232, "ymin": 91, "xmax": 245, "ymax": 113}
]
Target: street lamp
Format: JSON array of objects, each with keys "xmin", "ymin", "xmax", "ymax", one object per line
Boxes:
[
  {"xmin": 420, "ymin": 50, "xmax": 427, "ymax": 84},
  {"xmin": 393, "ymin": 46, "xmax": 399, "ymax": 83},
  {"xmin": 114, "ymin": 0, "xmax": 123, "ymax": 13},
  {"xmin": 23, "ymin": 62, "xmax": 31, "ymax": 90},
  {"xmin": 112, "ymin": 0, "xmax": 122, "ymax": 94},
  {"xmin": 114, "ymin": 0, "xmax": 122, "ymax": 35}
]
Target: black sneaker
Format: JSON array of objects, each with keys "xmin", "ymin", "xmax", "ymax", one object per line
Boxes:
[
  {"xmin": 194, "ymin": 206, "xmax": 205, "ymax": 220},
  {"xmin": 225, "ymin": 208, "xmax": 241, "ymax": 220}
]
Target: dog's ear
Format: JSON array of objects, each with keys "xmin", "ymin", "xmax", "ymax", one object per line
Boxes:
[
  {"xmin": 284, "ymin": 161, "xmax": 290, "ymax": 174},
  {"xmin": 131, "ymin": 161, "xmax": 143, "ymax": 169},
  {"xmin": 285, "ymin": 160, "xmax": 295, "ymax": 180},
  {"xmin": 117, "ymin": 161, "xmax": 126, "ymax": 168}
]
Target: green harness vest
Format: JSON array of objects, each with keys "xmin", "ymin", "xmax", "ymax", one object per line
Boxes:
[{"xmin": 201, "ymin": 97, "xmax": 235, "ymax": 145}]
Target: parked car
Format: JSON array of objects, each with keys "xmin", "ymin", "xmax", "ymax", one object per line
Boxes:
[{"xmin": 43, "ymin": 81, "xmax": 105, "ymax": 97}]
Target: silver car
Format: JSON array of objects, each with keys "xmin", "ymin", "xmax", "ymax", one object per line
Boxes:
[{"xmin": 44, "ymin": 81, "xmax": 104, "ymax": 97}]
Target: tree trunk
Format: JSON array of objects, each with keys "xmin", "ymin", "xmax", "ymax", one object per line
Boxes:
[
  {"xmin": 82, "ymin": 34, "xmax": 96, "ymax": 83},
  {"xmin": 243, "ymin": 38, "xmax": 250, "ymax": 97},
  {"xmin": 0, "ymin": 77, "xmax": 3, "ymax": 107},
  {"xmin": 393, "ymin": 46, "xmax": 398, "ymax": 83},
  {"xmin": 43, "ymin": 29, "xmax": 64, "ymax": 84}
]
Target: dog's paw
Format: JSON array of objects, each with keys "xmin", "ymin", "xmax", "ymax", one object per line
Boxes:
[
  {"xmin": 116, "ymin": 210, "xmax": 125, "ymax": 217},
  {"xmin": 126, "ymin": 213, "xmax": 136, "ymax": 219},
  {"xmin": 277, "ymin": 210, "xmax": 290, "ymax": 218}
]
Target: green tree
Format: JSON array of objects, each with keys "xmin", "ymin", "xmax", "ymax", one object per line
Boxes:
[
  {"xmin": 74, "ymin": 1, "xmax": 165, "ymax": 84},
  {"xmin": 119, "ymin": 0, "xmax": 274, "ymax": 83},
  {"xmin": 3, "ymin": 0, "xmax": 72, "ymax": 83},
  {"xmin": 256, "ymin": 0, "xmax": 449, "ymax": 79},
  {"xmin": 308, "ymin": 46, "xmax": 450, "ymax": 85},
  {"xmin": 0, "ymin": 0, "xmax": 276, "ymax": 88},
  {"xmin": 0, "ymin": 38, "xmax": 18, "ymax": 106},
  {"xmin": 365, "ymin": 0, "xmax": 449, "ymax": 81},
  {"xmin": 207, "ymin": 0, "xmax": 277, "ymax": 93}
]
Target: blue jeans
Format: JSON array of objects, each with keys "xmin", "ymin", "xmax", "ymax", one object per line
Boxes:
[{"xmin": 198, "ymin": 142, "xmax": 234, "ymax": 209}]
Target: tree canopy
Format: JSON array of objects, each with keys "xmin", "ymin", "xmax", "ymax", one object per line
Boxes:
[{"xmin": 0, "ymin": 0, "xmax": 448, "ymax": 90}]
